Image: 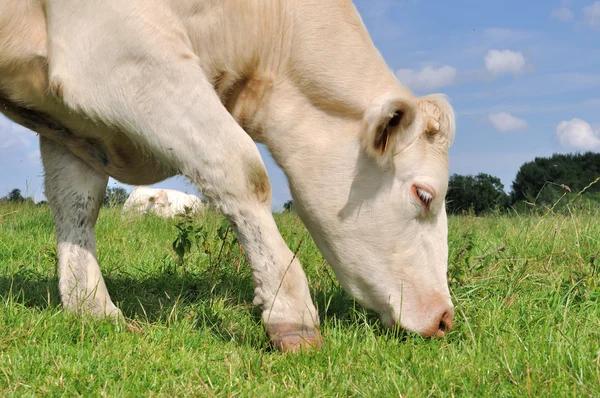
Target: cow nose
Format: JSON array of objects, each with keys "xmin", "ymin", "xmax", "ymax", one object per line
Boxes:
[{"xmin": 433, "ymin": 308, "xmax": 453, "ymax": 338}]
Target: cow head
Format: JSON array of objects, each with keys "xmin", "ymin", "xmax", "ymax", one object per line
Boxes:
[
  {"xmin": 358, "ymin": 94, "xmax": 455, "ymax": 336},
  {"xmin": 146, "ymin": 190, "xmax": 170, "ymax": 216},
  {"xmin": 287, "ymin": 93, "xmax": 456, "ymax": 338}
]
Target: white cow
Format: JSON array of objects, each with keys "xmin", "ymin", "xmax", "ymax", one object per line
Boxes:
[
  {"xmin": 0, "ymin": 0, "xmax": 456, "ymax": 352},
  {"xmin": 123, "ymin": 186, "xmax": 204, "ymax": 218}
]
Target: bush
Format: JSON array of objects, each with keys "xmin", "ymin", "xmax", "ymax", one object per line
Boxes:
[
  {"xmin": 103, "ymin": 187, "xmax": 129, "ymax": 207},
  {"xmin": 511, "ymin": 152, "xmax": 600, "ymax": 206},
  {"xmin": 446, "ymin": 173, "xmax": 509, "ymax": 215}
]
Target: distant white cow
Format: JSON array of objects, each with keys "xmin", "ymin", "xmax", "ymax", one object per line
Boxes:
[{"xmin": 123, "ymin": 186, "xmax": 204, "ymax": 218}]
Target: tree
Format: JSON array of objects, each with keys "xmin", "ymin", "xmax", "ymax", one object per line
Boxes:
[
  {"xmin": 103, "ymin": 187, "xmax": 128, "ymax": 206},
  {"xmin": 283, "ymin": 200, "xmax": 294, "ymax": 212},
  {"xmin": 0, "ymin": 188, "xmax": 35, "ymax": 205},
  {"xmin": 446, "ymin": 173, "xmax": 509, "ymax": 215},
  {"xmin": 7, "ymin": 188, "xmax": 25, "ymax": 202},
  {"xmin": 511, "ymin": 152, "xmax": 600, "ymax": 206}
]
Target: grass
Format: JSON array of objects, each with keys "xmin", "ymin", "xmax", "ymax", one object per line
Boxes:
[{"xmin": 0, "ymin": 202, "xmax": 599, "ymax": 397}]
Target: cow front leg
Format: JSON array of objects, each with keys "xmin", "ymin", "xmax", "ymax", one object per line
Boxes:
[
  {"xmin": 43, "ymin": 2, "xmax": 320, "ymax": 350},
  {"xmin": 40, "ymin": 137, "xmax": 120, "ymax": 318}
]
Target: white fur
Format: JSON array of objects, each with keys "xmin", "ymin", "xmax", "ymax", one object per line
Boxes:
[{"xmin": 0, "ymin": 0, "xmax": 457, "ymax": 342}]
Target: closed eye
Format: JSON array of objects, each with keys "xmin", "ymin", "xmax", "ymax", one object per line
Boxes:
[{"xmin": 412, "ymin": 184, "xmax": 434, "ymax": 212}]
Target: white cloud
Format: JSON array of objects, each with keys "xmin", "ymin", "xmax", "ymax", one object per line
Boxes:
[
  {"xmin": 551, "ymin": 7, "xmax": 574, "ymax": 22},
  {"xmin": 488, "ymin": 113, "xmax": 528, "ymax": 133},
  {"xmin": 395, "ymin": 65, "xmax": 457, "ymax": 91},
  {"xmin": 484, "ymin": 50, "xmax": 526, "ymax": 75},
  {"xmin": 584, "ymin": 2, "xmax": 600, "ymax": 27},
  {"xmin": 556, "ymin": 118, "xmax": 600, "ymax": 151}
]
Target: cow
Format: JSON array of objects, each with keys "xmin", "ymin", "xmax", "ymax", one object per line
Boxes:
[
  {"xmin": 123, "ymin": 186, "xmax": 205, "ymax": 218},
  {"xmin": 0, "ymin": 0, "xmax": 456, "ymax": 352}
]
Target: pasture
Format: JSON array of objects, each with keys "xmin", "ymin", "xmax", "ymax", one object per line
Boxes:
[{"xmin": 0, "ymin": 202, "xmax": 598, "ymax": 396}]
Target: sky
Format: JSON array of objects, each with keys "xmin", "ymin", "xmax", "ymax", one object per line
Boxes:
[{"xmin": 1, "ymin": 0, "xmax": 600, "ymax": 210}]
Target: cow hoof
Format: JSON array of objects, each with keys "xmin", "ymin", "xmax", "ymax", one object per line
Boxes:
[
  {"xmin": 105, "ymin": 306, "xmax": 123, "ymax": 320},
  {"xmin": 63, "ymin": 299, "xmax": 123, "ymax": 320},
  {"xmin": 267, "ymin": 323, "xmax": 323, "ymax": 353}
]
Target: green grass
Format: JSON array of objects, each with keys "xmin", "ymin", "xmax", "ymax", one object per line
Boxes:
[{"xmin": 0, "ymin": 202, "xmax": 599, "ymax": 397}]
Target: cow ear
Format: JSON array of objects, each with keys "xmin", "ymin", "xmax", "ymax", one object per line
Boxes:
[{"xmin": 361, "ymin": 96, "xmax": 418, "ymax": 168}]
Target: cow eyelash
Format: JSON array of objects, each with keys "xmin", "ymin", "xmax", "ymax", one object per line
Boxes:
[{"xmin": 412, "ymin": 185, "xmax": 434, "ymax": 211}]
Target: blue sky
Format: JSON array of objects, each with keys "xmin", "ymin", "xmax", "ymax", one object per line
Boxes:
[{"xmin": 1, "ymin": 0, "xmax": 599, "ymax": 209}]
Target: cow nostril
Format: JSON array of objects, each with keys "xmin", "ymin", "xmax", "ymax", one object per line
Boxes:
[
  {"xmin": 438, "ymin": 320, "xmax": 447, "ymax": 334},
  {"xmin": 435, "ymin": 310, "xmax": 453, "ymax": 337}
]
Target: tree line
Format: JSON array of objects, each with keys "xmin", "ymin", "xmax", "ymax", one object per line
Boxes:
[
  {"xmin": 446, "ymin": 152, "xmax": 600, "ymax": 215},
  {"xmin": 0, "ymin": 187, "xmax": 129, "ymax": 207},
  {"xmin": 0, "ymin": 189, "xmax": 36, "ymax": 205},
  {"xmin": 3, "ymin": 153, "xmax": 599, "ymax": 215}
]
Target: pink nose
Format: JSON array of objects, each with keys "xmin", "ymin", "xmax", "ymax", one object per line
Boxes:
[{"xmin": 423, "ymin": 307, "xmax": 454, "ymax": 338}]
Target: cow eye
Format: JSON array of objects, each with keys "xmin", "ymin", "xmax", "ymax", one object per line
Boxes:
[{"xmin": 412, "ymin": 184, "xmax": 434, "ymax": 211}]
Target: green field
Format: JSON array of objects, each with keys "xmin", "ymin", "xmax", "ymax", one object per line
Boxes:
[{"xmin": 0, "ymin": 202, "xmax": 599, "ymax": 396}]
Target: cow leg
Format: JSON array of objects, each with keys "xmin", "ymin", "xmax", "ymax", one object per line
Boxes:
[
  {"xmin": 43, "ymin": 5, "xmax": 320, "ymax": 351},
  {"xmin": 196, "ymin": 147, "xmax": 322, "ymax": 352},
  {"xmin": 40, "ymin": 137, "xmax": 120, "ymax": 318}
]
